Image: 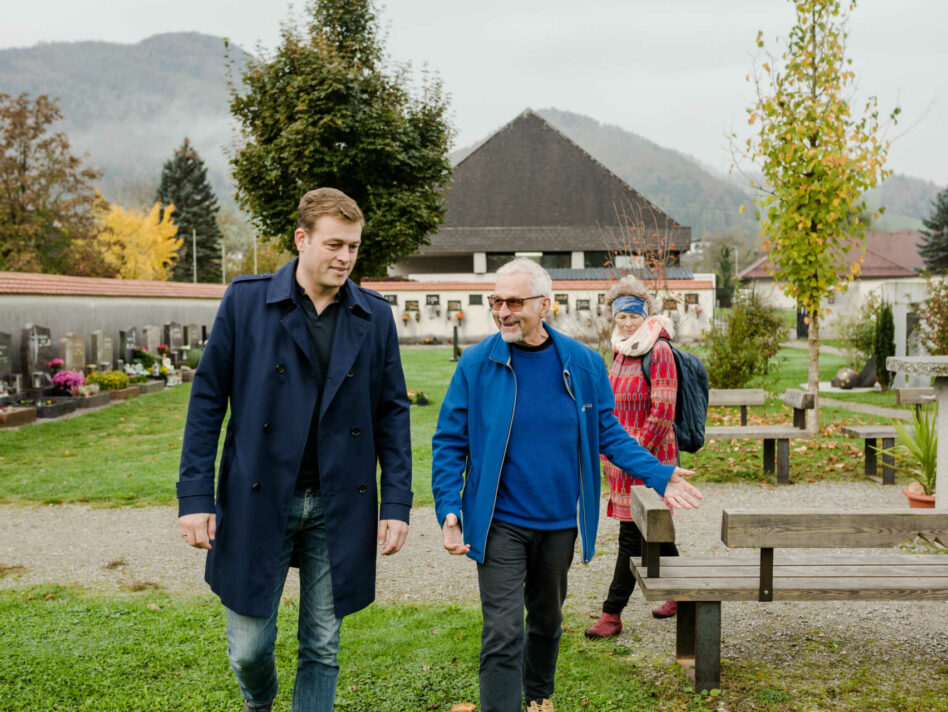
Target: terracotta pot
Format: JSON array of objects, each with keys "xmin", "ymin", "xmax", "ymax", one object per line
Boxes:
[{"xmin": 902, "ymin": 486, "xmax": 936, "ymax": 509}]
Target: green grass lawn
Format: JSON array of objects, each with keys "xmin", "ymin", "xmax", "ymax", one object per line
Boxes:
[
  {"xmin": 2, "ymin": 586, "xmax": 944, "ymax": 712},
  {"xmin": 0, "ymin": 345, "xmax": 928, "ymax": 506}
]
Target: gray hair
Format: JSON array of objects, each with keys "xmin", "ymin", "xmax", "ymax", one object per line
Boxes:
[{"xmin": 495, "ymin": 258, "xmax": 553, "ymax": 298}]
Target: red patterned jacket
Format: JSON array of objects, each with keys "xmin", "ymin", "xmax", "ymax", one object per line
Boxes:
[{"xmin": 602, "ymin": 330, "xmax": 678, "ymax": 519}]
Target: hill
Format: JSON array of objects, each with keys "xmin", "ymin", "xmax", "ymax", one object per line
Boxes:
[{"xmin": 0, "ymin": 32, "xmax": 251, "ymax": 205}]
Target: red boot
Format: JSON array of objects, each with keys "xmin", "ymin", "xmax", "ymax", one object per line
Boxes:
[
  {"xmin": 584, "ymin": 612, "xmax": 622, "ymax": 639},
  {"xmin": 651, "ymin": 600, "xmax": 677, "ymax": 619}
]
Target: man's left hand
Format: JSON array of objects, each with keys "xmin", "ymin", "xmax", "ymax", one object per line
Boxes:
[
  {"xmin": 663, "ymin": 468, "xmax": 703, "ymax": 510},
  {"xmin": 378, "ymin": 519, "xmax": 409, "ymax": 555}
]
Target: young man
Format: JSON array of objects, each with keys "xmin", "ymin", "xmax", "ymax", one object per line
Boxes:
[
  {"xmin": 177, "ymin": 188, "xmax": 412, "ymax": 712},
  {"xmin": 432, "ymin": 258, "xmax": 701, "ymax": 712}
]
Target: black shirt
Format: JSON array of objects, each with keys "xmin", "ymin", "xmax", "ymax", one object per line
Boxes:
[{"xmin": 295, "ymin": 282, "xmax": 341, "ymax": 491}]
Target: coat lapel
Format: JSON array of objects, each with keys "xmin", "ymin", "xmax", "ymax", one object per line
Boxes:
[
  {"xmin": 269, "ymin": 259, "xmax": 315, "ymax": 367},
  {"xmin": 319, "ymin": 281, "xmax": 372, "ymax": 420}
]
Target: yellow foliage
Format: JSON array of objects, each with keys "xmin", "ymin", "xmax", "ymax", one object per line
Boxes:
[{"xmin": 95, "ymin": 203, "xmax": 182, "ymax": 280}]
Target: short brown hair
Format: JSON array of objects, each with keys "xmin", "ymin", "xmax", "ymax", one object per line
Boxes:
[
  {"xmin": 297, "ymin": 188, "xmax": 365, "ymax": 233},
  {"xmin": 604, "ymin": 275, "xmax": 654, "ymax": 316}
]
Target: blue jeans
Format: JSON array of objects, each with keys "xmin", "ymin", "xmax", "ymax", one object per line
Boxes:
[{"xmin": 225, "ymin": 489, "xmax": 342, "ymax": 711}]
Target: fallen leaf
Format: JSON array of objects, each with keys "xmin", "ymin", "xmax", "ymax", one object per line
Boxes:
[
  {"xmin": 148, "ymin": 603, "xmax": 161, "ymax": 611},
  {"xmin": 450, "ymin": 703, "xmax": 476, "ymax": 712},
  {"xmin": 44, "ymin": 593, "xmax": 55, "ymax": 600},
  {"xmin": 422, "ymin": 665, "xmax": 431, "ymax": 671}
]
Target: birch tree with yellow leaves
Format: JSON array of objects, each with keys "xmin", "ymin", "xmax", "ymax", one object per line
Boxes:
[
  {"xmin": 95, "ymin": 202, "xmax": 182, "ymax": 280},
  {"xmin": 737, "ymin": 0, "xmax": 899, "ymax": 429}
]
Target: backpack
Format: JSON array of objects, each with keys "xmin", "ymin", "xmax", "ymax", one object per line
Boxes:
[{"xmin": 641, "ymin": 337, "xmax": 709, "ymax": 453}]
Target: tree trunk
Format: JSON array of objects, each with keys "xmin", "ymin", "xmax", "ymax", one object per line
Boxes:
[{"xmin": 807, "ymin": 309, "xmax": 820, "ymax": 432}]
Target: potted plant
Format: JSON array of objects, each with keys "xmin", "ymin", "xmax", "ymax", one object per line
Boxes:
[{"xmin": 877, "ymin": 411, "xmax": 937, "ymax": 508}]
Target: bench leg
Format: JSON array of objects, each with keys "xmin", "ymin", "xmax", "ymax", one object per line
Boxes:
[
  {"xmin": 864, "ymin": 438, "xmax": 878, "ymax": 476},
  {"xmin": 763, "ymin": 439, "xmax": 775, "ymax": 474},
  {"xmin": 776, "ymin": 439, "xmax": 790, "ymax": 485},
  {"xmin": 675, "ymin": 601, "xmax": 721, "ymax": 693},
  {"xmin": 740, "ymin": 405, "xmax": 748, "ymax": 426},
  {"xmin": 881, "ymin": 437, "xmax": 895, "ymax": 485}
]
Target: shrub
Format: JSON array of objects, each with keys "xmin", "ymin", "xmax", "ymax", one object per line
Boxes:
[
  {"xmin": 131, "ymin": 347, "xmax": 156, "ymax": 369},
  {"xmin": 874, "ymin": 301, "xmax": 896, "ymax": 390},
  {"xmin": 919, "ymin": 276, "xmax": 948, "ymax": 355},
  {"xmin": 185, "ymin": 347, "xmax": 204, "ymax": 369},
  {"xmin": 96, "ymin": 370, "xmax": 130, "ymax": 391},
  {"xmin": 831, "ymin": 291, "xmax": 879, "ymax": 368},
  {"xmin": 705, "ymin": 291, "xmax": 788, "ymax": 388}
]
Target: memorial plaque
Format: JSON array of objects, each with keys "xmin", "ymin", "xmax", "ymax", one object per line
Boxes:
[
  {"xmin": 60, "ymin": 333, "xmax": 85, "ymax": 372},
  {"xmin": 384, "ymin": 295, "xmax": 398, "ymax": 306},
  {"xmin": 405, "ymin": 300, "xmax": 419, "ymax": 312},
  {"xmin": 0, "ymin": 332, "xmax": 11, "ymax": 382},
  {"xmin": 142, "ymin": 325, "xmax": 161, "ymax": 353},
  {"xmin": 183, "ymin": 324, "xmax": 201, "ymax": 347},
  {"xmin": 576, "ymin": 299, "xmax": 590, "ymax": 311},
  {"xmin": 662, "ymin": 298, "xmax": 678, "ymax": 311},
  {"xmin": 685, "ymin": 293, "xmax": 699, "ymax": 305},
  {"xmin": 21, "ymin": 324, "xmax": 53, "ymax": 381},
  {"xmin": 447, "ymin": 300, "xmax": 462, "ymax": 312},
  {"xmin": 554, "ymin": 294, "xmax": 569, "ymax": 305},
  {"xmin": 426, "ymin": 294, "xmax": 440, "ymax": 306},
  {"xmin": 164, "ymin": 322, "xmax": 184, "ymax": 351},
  {"xmin": 119, "ymin": 327, "xmax": 138, "ymax": 363}
]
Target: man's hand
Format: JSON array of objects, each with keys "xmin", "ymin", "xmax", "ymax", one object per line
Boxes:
[
  {"xmin": 442, "ymin": 513, "xmax": 470, "ymax": 555},
  {"xmin": 663, "ymin": 467, "xmax": 703, "ymax": 510},
  {"xmin": 378, "ymin": 519, "xmax": 409, "ymax": 556},
  {"xmin": 179, "ymin": 513, "xmax": 216, "ymax": 550}
]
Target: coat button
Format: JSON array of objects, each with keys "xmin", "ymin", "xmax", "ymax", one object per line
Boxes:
[
  {"xmin": 276, "ymin": 363, "xmax": 286, "ymax": 374},
  {"xmin": 350, "ymin": 426, "xmax": 361, "ymax": 436},
  {"xmin": 263, "ymin": 422, "xmax": 272, "ymax": 433},
  {"xmin": 346, "ymin": 369, "xmax": 354, "ymax": 378},
  {"xmin": 251, "ymin": 482, "xmax": 261, "ymax": 492},
  {"xmin": 357, "ymin": 484, "xmax": 367, "ymax": 493}
]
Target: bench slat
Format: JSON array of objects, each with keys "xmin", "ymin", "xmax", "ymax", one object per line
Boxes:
[
  {"xmin": 721, "ymin": 510, "xmax": 948, "ymax": 548},
  {"xmin": 895, "ymin": 387, "xmax": 936, "ymax": 405},
  {"xmin": 628, "ymin": 486, "xmax": 675, "ymax": 543},
  {"xmin": 840, "ymin": 425, "xmax": 898, "ymax": 438},
  {"xmin": 632, "ymin": 574, "xmax": 948, "ymax": 601},
  {"xmin": 659, "ymin": 554, "xmax": 948, "ymax": 567},
  {"xmin": 704, "ymin": 425, "xmax": 815, "ymax": 440},
  {"xmin": 782, "ymin": 389, "xmax": 815, "ymax": 410},
  {"xmin": 655, "ymin": 564, "xmax": 948, "ymax": 579},
  {"xmin": 708, "ymin": 388, "xmax": 767, "ymax": 407}
]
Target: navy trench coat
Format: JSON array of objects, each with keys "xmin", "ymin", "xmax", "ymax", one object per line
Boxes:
[{"xmin": 177, "ymin": 258, "xmax": 412, "ymax": 619}]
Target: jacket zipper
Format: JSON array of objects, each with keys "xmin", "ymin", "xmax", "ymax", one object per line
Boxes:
[
  {"xmin": 485, "ymin": 355, "xmax": 517, "ymax": 561},
  {"xmin": 563, "ymin": 368, "xmax": 589, "ymax": 562}
]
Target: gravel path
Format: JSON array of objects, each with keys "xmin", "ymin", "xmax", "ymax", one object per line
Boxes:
[{"xmin": 2, "ymin": 481, "xmax": 946, "ymax": 666}]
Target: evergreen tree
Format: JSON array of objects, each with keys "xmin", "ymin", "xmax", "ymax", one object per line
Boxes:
[
  {"xmin": 919, "ymin": 188, "xmax": 948, "ymax": 274},
  {"xmin": 155, "ymin": 138, "xmax": 223, "ymax": 282},
  {"xmin": 716, "ymin": 244, "xmax": 735, "ymax": 308},
  {"xmin": 873, "ymin": 301, "xmax": 895, "ymax": 390},
  {"xmin": 229, "ymin": 0, "xmax": 453, "ymax": 280}
]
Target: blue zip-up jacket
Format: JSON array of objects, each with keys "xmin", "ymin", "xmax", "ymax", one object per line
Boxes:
[{"xmin": 431, "ymin": 325, "xmax": 676, "ymax": 564}]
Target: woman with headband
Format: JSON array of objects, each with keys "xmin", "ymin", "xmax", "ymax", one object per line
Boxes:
[{"xmin": 585, "ymin": 275, "xmax": 681, "ymax": 639}]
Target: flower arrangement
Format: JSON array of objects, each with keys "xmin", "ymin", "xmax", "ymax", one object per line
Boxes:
[
  {"xmin": 406, "ymin": 389, "xmax": 430, "ymax": 406},
  {"xmin": 93, "ymin": 370, "xmax": 130, "ymax": 391},
  {"xmin": 454, "ymin": 311, "xmax": 465, "ymax": 321},
  {"xmin": 51, "ymin": 370, "xmax": 85, "ymax": 396},
  {"xmin": 401, "ymin": 313, "xmax": 410, "ymax": 323},
  {"xmin": 49, "ymin": 358, "xmax": 65, "ymax": 374},
  {"xmin": 158, "ymin": 344, "xmax": 170, "ymax": 356},
  {"xmin": 131, "ymin": 347, "xmax": 157, "ymax": 369}
]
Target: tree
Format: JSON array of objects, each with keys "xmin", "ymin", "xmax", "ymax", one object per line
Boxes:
[
  {"xmin": 919, "ymin": 276, "xmax": 948, "ymax": 355},
  {"xmin": 155, "ymin": 138, "xmax": 223, "ymax": 283},
  {"xmin": 736, "ymin": 0, "xmax": 898, "ymax": 428},
  {"xmin": 873, "ymin": 301, "xmax": 895, "ymax": 389},
  {"xmin": 716, "ymin": 244, "xmax": 735, "ymax": 308},
  {"xmin": 0, "ymin": 93, "xmax": 109, "ymax": 275},
  {"xmin": 229, "ymin": 0, "xmax": 453, "ymax": 280},
  {"xmin": 919, "ymin": 188, "xmax": 948, "ymax": 273},
  {"xmin": 705, "ymin": 291, "xmax": 788, "ymax": 389},
  {"xmin": 95, "ymin": 202, "xmax": 182, "ymax": 280}
]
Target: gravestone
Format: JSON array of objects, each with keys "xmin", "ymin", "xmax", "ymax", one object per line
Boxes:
[
  {"xmin": 183, "ymin": 324, "xmax": 201, "ymax": 348},
  {"xmin": 164, "ymin": 322, "xmax": 184, "ymax": 352},
  {"xmin": 60, "ymin": 333, "xmax": 85, "ymax": 373},
  {"xmin": 21, "ymin": 324, "xmax": 53, "ymax": 385},
  {"xmin": 91, "ymin": 330, "xmax": 113, "ymax": 371},
  {"xmin": 142, "ymin": 325, "xmax": 161, "ymax": 353},
  {"xmin": 0, "ymin": 332, "xmax": 12, "ymax": 383},
  {"xmin": 119, "ymin": 327, "xmax": 138, "ymax": 363}
]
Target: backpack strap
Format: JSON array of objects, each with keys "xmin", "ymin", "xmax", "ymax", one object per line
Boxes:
[{"xmin": 640, "ymin": 337, "xmax": 671, "ymax": 388}]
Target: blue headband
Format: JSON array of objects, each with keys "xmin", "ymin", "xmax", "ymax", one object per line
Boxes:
[{"xmin": 611, "ymin": 296, "xmax": 647, "ymax": 318}]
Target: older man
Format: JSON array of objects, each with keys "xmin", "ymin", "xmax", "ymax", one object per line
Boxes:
[{"xmin": 432, "ymin": 258, "xmax": 701, "ymax": 712}]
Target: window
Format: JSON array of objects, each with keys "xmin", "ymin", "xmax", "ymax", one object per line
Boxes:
[
  {"xmin": 584, "ymin": 251, "xmax": 612, "ymax": 269},
  {"xmin": 486, "ymin": 253, "xmax": 516, "ymax": 272},
  {"xmin": 540, "ymin": 252, "xmax": 571, "ymax": 269}
]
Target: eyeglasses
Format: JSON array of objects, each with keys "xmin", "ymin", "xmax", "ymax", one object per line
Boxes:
[{"xmin": 487, "ymin": 295, "xmax": 545, "ymax": 311}]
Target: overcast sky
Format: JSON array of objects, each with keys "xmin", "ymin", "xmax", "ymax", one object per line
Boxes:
[{"xmin": 4, "ymin": 0, "xmax": 946, "ymax": 186}]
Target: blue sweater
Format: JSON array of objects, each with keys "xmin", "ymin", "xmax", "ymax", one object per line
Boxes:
[{"xmin": 494, "ymin": 339, "xmax": 580, "ymax": 530}]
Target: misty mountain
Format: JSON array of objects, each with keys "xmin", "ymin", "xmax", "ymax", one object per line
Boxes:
[
  {"xmin": 2, "ymin": 34, "xmax": 942, "ymax": 239},
  {"xmin": 0, "ymin": 32, "xmax": 251, "ymax": 206}
]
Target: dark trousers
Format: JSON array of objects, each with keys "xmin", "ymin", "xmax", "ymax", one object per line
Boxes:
[
  {"xmin": 476, "ymin": 520, "xmax": 577, "ymax": 712},
  {"xmin": 603, "ymin": 519, "xmax": 679, "ymax": 614}
]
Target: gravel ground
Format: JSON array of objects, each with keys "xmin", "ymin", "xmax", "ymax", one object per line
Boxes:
[{"xmin": 2, "ymin": 481, "xmax": 946, "ymax": 668}]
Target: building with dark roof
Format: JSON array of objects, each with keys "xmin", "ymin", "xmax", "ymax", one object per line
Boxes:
[{"xmin": 390, "ymin": 109, "xmax": 693, "ymax": 279}]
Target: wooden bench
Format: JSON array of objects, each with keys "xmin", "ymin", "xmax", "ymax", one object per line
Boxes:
[
  {"xmin": 627, "ymin": 486, "xmax": 948, "ymax": 692},
  {"xmin": 704, "ymin": 389, "xmax": 815, "ymax": 484},
  {"xmin": 840, "ymin": 388, "xmax": 935, "ymax": 484},
  {"xmin": 708, "ymin": 388, "xmax": 766, "ymax": 426}
]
